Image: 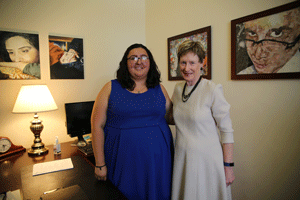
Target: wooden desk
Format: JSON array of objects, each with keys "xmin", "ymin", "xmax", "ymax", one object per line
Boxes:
[{"xmin": 0, "ymin": 141, "xmax": 127, "ymax": 199}]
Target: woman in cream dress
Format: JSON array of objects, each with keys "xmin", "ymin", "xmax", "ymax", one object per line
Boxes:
[{"xmin": 171, "ymin": 40, "xmax": 235, "ymax": 200}]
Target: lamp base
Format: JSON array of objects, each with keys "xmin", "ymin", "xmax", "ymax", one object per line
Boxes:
[
  {"xmin": 28, "ymin": 113, "xmax": 49, "ymax": 156},
  {"xmin": 28, "ymin": 146, "xmax": 49, "ymax": 156}
]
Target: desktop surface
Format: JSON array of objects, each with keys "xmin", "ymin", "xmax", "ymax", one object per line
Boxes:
[
  {"xmin": 0, "ymin": 141, "xmax": 127, "ymax": 199},
  {"xmin": 1, "ymin": 141, "xmax": 81, "ymax": 194},
  {"xmin": 40, "ymin": 184, "xmax": 89, "ymax": 200},
  {"xmin": 21, "ymin": 156, "xmax": 127, "ymax": 200}
]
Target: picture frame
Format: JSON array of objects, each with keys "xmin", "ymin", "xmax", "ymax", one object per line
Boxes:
[
  {"xmin": 49, "ymin": 35, "xmax": 84, "ymax": 79},
  {"xmin": 168, "ymin": 26, "xmax": 211, "ymax": 80},
  {"xmin": 0, "ymin": 30, "xmax": 41, "ymax": 80},
  {"xmin": 231, "ymin": 1, "xmax": 300, "ymax": 80}
]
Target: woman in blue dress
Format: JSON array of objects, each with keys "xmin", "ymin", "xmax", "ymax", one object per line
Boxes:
[{"xmin": 91, "ymin": 44, "xmax": 174, "ymax": 200}]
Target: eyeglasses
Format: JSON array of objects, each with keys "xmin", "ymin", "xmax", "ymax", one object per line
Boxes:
[
  {"xmin": 179, "ymin": 61, "xmax": 199, "ymax": 67},
  {"xmin": 244, "ymin": 34, "xmax": 300, "ymax": 50},
  {"xmin": 127, "ymin": 55, "xmax": 149, "ymax": 63}
]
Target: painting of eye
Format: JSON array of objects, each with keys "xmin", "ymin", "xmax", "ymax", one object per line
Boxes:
[
  {"xmin": 247, "ymin": 31, "xmax": 257, "ymax": 37},
  {"xmin": 270, "ymin": 29, "xmax": 283, "ymax": 38}
]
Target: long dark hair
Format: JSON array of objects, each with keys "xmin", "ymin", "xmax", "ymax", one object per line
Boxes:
[
  {"xmin": 116, "ymin": 43, "xmax": 161, "ymax": 90},
  {"xmin": 0, "ymin": 31, "xmax": 39, "ymax": 62}
]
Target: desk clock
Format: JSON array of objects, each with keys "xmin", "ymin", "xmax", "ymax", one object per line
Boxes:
[{"xmin": 0, "ymin": 137, "xmax": 26, "ymax": 160}]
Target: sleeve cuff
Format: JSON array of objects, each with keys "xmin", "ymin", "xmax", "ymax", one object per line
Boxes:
[{"xmin": 220, "ymin": 131, "xmax": 234, "ymax": 143}]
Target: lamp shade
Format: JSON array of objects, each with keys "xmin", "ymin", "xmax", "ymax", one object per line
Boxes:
[{"xmin": 12, "ymin": 85, "xmax": 58, "ymax": 113}]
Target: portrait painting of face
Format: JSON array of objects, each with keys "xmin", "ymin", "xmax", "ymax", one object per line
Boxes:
[
  {"xmin": 5, "ymin": 36, "xmax": 40, "ymax": 63},
  {"xmin": 232, "ymin": 2, "xmax": 300, "ymax": 79},
  {"xmin": 0, "ymin": 30, "xmax": 40, "ymax": 80},
  {"xmin": 244, "ymin": 8, "xmax": 300, "ymax": 74}
]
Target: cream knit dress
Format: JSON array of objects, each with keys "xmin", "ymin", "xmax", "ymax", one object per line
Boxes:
[{"xmin": 171, "ymin": 78, "xmax": 234, "ymax": 200}]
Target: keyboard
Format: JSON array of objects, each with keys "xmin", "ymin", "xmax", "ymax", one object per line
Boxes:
[{"xmin": 78, "ymin": 143, "xmax": 94, "ymax": 156}]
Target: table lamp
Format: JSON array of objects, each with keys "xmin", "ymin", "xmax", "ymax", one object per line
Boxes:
[{"xmin": 12, "ymin": 85, "xmax": 58, "ymax": 155}]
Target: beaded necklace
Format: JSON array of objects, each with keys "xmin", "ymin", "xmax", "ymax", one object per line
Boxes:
[{"xmin": 182, "ymin": 76, "xmax": 202, "ymax": 102}]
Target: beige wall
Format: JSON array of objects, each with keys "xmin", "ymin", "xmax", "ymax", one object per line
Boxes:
[
  {"xmin": 145, "ymin": 0, "xmax": 300, "ymax": 199},
  {"xmin": 0, "ymin": 0, "xmax": 299, "ymax": 199}
]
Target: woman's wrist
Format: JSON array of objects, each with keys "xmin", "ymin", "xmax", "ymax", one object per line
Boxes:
[{"xmin": 95, "ymin": 164, "xmax": 106, "ymax": 170}]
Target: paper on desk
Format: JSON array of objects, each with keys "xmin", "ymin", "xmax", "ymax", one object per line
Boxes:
[
  {"xmin": 33, "ymin": 158, "xmax": 73, "ymax": 176},
  {"xmin": 5, "ymin": 189, "xmax": 22, "ymax": 200}
]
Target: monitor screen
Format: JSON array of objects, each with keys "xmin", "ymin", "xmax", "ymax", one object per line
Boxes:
[{"xmin": 65, "ymin": 101, "xmax": 94, "ymax": 144}]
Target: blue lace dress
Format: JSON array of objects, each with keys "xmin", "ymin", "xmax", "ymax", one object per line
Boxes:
[{"xmin": 104, "ymin": 79, "xmax": 174, "ymax": 200}]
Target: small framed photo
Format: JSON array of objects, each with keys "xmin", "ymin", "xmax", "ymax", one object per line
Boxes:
[
  {"xmin": 168, "ymin": 26, "xmax": 211, "ymax": 80},
  {"xmin": 231, "ymin": 1, "xmax": 300, "ymax": 80},
  {"xmin": 49, "ymin": 35, "xmax": 84, "ymax": 79}
]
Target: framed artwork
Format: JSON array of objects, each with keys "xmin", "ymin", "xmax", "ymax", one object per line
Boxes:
[
  {"xmin": 168, "ymin": 26, "xmax": 211, "ymax": 80},
  {"xmin": 231, "ymin": 1, "xmax": 300, "ymax": 80},
  {"xmin": 49, "ymin": 35, "xmax": 84, "ymax": 79},
  {"xmin": 0, "ymin": 30, "xmax": 40, "ymax": 80}
]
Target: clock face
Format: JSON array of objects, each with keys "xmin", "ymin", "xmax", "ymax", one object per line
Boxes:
[{"xmin": 0, "ymin": 138, "xmax": 12, "ymax": 153}]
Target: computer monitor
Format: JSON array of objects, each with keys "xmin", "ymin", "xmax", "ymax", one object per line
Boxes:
[{"xmin": 65, "ymin": 101, "xmax": 94, "ymax": 147}]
